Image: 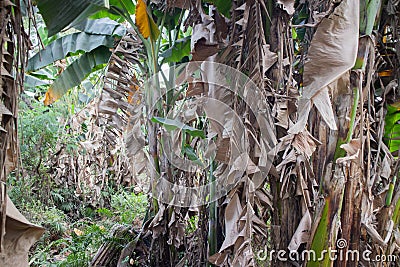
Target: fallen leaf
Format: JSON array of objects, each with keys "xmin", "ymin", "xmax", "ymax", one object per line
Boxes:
[{"xmin": 74, "ymin": 228, "xmax": 84, "ymax": 236}]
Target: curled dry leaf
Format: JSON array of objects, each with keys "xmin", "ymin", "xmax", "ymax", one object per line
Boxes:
[
  {"xmin": 262, "ymin": 44, "xmax": 278, "ymax": 73},
  {"xmin": 277, "ymin": 0, "xmax": 295, "ymax": 15},
  {"xmin": 191, "ymin": 5, "xmax": 219, "ymax": 61},
  {"xmin": 289, "ymin": 0, "xmax": 359, "ymax": 134},
  {"xmin": 288, "ymin": 210, "xmax": 312, "ymax": 250},
  {"xmin": 292, "ymin": 130, "xmax": 320, "ymax": 158},
  {"xmin": 336, "ymin": 138, "xmax": 362, "ymax": 164}
]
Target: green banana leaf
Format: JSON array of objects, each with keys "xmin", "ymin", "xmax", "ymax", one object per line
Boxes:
[
  {"xmin": 37, "ymin": 0, "xmax": 104, "ymax": 36},
  {"xmin": 384, "ymin": 104, "xmax": 400, "ymax": 153},
  {"xmin": 44, "ymin": 46, "xmax": 111, "ymax": 105},
  {"xmin": 151, "ymin": 117, "xmax": 206, "ymax": 139},
  {"xmin": 24, "ymin": 74, "xmax": 51, "ymax": 88},
  {"xmin": 27, "ymin": 32, "xmax": 114, "ymax": 72},
  {"xmin": 161, "ymin": 37, "xmax": 191, "ymax": 63},
  {"xmin": 72, "ymin": 18, "xmax": 126, "ymax": 36},
  {"xmin": 37, "ymin": 0, "xmax": 135, "ymax": 37}
]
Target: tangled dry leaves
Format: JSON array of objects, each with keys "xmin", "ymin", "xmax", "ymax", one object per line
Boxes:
[
  {"xmin": 49, "ymin": 32, "xmax": 147, "ymax": 206},
  {"xmin": 45, "ymin": 0, "xmax": 400, "ymax": 266}
]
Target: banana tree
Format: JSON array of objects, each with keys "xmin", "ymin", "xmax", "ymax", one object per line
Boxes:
[
  {"xmin": 28, "ymin": 0, "xmax": 400, "ymax": 267},
  {"xmin": 26, "ymin": 14, "xmax": 126, "ymax": 104}
]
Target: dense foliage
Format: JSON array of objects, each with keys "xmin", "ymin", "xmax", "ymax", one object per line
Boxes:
[{"xmin": 3, "ymin": 0, "xmax": 400, "ymax": 266}]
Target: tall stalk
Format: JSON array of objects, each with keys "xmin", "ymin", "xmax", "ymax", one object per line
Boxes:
[
  {"xmin": 307, "ymin": 1, "xmax": 382, "ymax": 267},
  {"xmin": 208, "ymin": 162, "xmax": 217, "ymax": 266}
]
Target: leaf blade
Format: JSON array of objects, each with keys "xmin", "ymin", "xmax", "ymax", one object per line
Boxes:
[
  {"xmin": 135, "ymin": 0, "xmax": 160, "ymax": 41},
  {"xmin": 27, "ymin": 32, "xmax": 114, "ymax": 72},
  {"xmin": 43, "ymin": 46, "xmax": 111, "ymax": 105},
  {"xmin": 151, "ymin": 117, "xmax": 205, "ymax": 139}
]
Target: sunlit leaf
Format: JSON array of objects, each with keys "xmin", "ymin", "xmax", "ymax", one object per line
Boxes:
[
  {"xmin": 135, "ymin": 0, "xmax": 160, "ymax": 41},
  {"xmin": 73, "ymin": 228, "xmax": 84, "ymax": 236},
  {"xmin": 384, "ymin": 104, "xmax": 400, "ymax": 153}
]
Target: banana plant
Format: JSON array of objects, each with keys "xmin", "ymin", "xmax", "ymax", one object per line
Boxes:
[{"xmin": 28, "ymin": 0, "xmax": 134, "ymax": 105}]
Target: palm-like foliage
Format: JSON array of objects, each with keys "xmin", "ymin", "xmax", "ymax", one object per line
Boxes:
[{"xmin": 14, "ymin": 0, "xmax": 400, "ymax": 266}]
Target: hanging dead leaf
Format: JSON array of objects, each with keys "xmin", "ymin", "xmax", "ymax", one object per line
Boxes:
[
  {"xmin": 336, "ymin": 138, "xmax": 362, "ymax": 164},
  {"xmin": 289, "ymin": 0, "xmax": 359, "ymax": 133},
  {"xmin": 135, "ymin": 0, "xmax": 160, "ymax": 41},
  {"xmin": 262, "ymin": 44, "xmax": 278, "ymax": 72},
  {"xmin": 166, "ymin": 0, "xmax": 190, "ymax": 9},
  {"xmin": 43, "ymin": 86, "xmax": 61, "ymax": 105},
  {"xmin": 292, "ymin": 130, "xmax": 320, "ymax": 158},
  {"xmin": 288, "ymin": 210, "xmax": 312, "ymax": 250},
  {"xmin": 277, "ymin": 0, "xmax": 295, "ymax": 15},
  {"xmin": 191, "ymin": 6, "xmax": 219, "ymax": 61}
]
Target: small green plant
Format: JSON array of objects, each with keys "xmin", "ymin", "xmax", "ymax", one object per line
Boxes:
[
  {"xmin": 186, "ymin": 215, "xmax": 199, "ymax": 235},
  {"xmin": 57, "ymin": 223, "xmax": 108, "ymax": 267},
  {"xmin": 96, "ymin": 207, "xmax": 113, "ymax": 219},
  {"xmin": 110, "ymin": 190, "xmax": 147, "ymax": 225},
  {"xmin": 23, "ymin": 202, "xmax": 68, "ymax": 267}
]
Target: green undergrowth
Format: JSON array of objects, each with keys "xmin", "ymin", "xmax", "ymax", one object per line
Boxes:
[
  {"xmin": 9, "ymin": 188, "xmax": 147, "ymax": 267},
  {"xmin": 7, "ymin": 98, "xmax": 148, "ymax": 266}
]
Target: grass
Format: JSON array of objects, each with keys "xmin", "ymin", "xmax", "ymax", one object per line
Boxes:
[{"xmin": 9, "ymin": 187, "xmax": 147, "ymax": 267}]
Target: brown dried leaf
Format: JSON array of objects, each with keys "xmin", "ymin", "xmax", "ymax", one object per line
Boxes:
[
  {"xmin": 262, "ymin": 44, "xmax": 278, "ymax": 71},
  {"xmin": 289, "ymin": 0, "xmax": 359, "ymax": 133},
  {"xmin": 292, "ymin": 130, "xmax": 319, "ymax": 158},
  {"xmin": 336, "ymin": 138, "xmax": 362, "ymax": 164},
  {"xmin": 166, "ymin": 0, "xmax": 190, "ymax": 9},
  {"xmin": 209, "ymin": 193, "xmax": 242, "ymax": 265},
  {"xmin": 277, "ymin": 0, "xmax": 295, "ymax": 15},
  {"xmin": 191, "ymin": 6, "xmax": 219, "ymax": 61},
  {"xmin": 288, "ymin": 210, "xmax": 311, "ymax": 250}
]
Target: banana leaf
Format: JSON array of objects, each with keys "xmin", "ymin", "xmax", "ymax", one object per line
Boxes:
[
  {"xmin": 24, "ymin": 74, "xmax": 51, "ymax": 88},
  {"xmin": 37, "ymin": 0, "xmax": 135, "ymax": 36},
  {"xmin": 72, "ymin": 18, "xmax": 126, "ymax": 37},
  {"xmin": 151, "ymin": 117, "xmax": 206, "ymax": 139},
  {"xmin": 27, "ymin": 32, "xmax": 114, "ymax": 72},
  {"xmin": 161, "ymin": 36, "xmax": 191, "ymax": 63},
  {"xmin": 44, "ymin": 46, "xmax": 111, "ymax": 105},
  {"xmin": 37, "ymin": 0, "xmax": 104, "ymax": 36}
]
